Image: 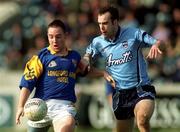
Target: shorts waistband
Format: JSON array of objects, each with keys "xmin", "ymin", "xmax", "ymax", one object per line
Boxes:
[
  {"xmin": 46, "ymin": 99, "xmax": 74, "ymax": 105},
  {"xmin": 117, "ymin": 85, "xmax": 152, "ymax": 93}
]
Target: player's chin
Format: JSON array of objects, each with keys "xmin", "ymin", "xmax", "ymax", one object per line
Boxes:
[
  {"xmin": 53, "ymin": 47, "xmax": 60, "ymax": 52},
  {"xmin": 102, "ymin": 33, "xmax": 107, "ymax": 37}
]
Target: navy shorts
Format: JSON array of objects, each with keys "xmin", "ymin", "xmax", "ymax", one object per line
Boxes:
[{"xmin": 112, "ymin": 85, "xmax": 156, "ymax": 120}]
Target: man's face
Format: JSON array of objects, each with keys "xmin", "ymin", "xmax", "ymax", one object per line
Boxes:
[
  {"xmin": 47, "ymin": 27, "xmax": 66, "ymax": 52},
  {"xmin": 98, "ymin": 12, "xmax": 115, "ymax": 39}
]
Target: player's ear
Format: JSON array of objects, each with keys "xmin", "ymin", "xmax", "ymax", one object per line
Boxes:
[
  {"xmin": 65, "ymin": 32, "xmax": 70, "ymax": 38},
  {"xmin": 113, "ymin": 19, "xmax": 118, "ymax": 26}
]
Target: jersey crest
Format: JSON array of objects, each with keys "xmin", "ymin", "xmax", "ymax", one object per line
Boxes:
[
  {"xmin": 122, "ymin": 41, "xmax": 128, "ymax": 49},
  {"xmin": 48, "ymin": 61, "xmax": 57, "ymax": 67}
]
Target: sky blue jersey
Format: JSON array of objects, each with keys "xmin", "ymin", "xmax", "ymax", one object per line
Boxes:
[{"xmin": 86, "ymin": 27, "xmax": 157, "ymax": 90}]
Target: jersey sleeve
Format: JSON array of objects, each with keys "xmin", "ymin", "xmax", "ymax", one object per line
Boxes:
[
  {"xmin": 72, "ymin": 50, "xmax": 81, "ymax": 67},
  {"xmin": 19, "ymin": 55, "xmax": 43, "ymax": 92},
  {"xmin": 86, "ymin": 40, "xmax": 100, "ymax": 58},
  {"xmin": 135, "ymin": 28, "xmax": 157, "ymax": 47}
]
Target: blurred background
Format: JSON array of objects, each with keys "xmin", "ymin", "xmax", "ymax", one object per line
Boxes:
[{"xmin": 0, "ymin": 0, "xmax": 179, "ymax": 131}]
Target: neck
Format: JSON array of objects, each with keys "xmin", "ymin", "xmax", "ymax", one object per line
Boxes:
[
  {"xmin": 56, "ymin": 48, "xmax": 68, "ymax": 56},
  {"xmin": 109, "ymin": 26, "xmax": 119, "ymax": 41}
]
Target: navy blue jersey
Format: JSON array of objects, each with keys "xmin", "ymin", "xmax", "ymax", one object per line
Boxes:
[
  {"xmin": 86, "ymin": 27, "xmax": 157, "ymax": 90},
  {"xmin": 20, "ymin": 46, "xmax": 81, "ymax": 102}
]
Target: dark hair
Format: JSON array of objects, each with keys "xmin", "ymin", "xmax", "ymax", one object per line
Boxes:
[
  {"xmin": 48, "ymin": 19, "xmax": 66, "ymax": 33},
  {"xmin": 98, "ymin": 6, "xmax": 119, "ymax": 21}
]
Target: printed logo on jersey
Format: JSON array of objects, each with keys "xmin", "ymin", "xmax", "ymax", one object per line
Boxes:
[
  {"xmin": 48, "ymin": 61, "xmax": 57, "ymax": 67},
  {"xmin": 24, "ymin": 66, "xmax": 35, "ymax": 80},
  {"xmin": 122, "ymin": 41, "xmax": 128, "ymax": 48},
  {"xmin": 106, "ymin": 51, "xmax": 133, "ymax": 67}
]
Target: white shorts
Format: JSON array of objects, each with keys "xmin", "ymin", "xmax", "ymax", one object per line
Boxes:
[{"xmin": 27, "ymin": 99, "xmax": 77, "ymax": 128}]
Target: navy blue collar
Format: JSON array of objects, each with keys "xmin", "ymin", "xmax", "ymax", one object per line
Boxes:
[{"xmin": 113, "ymin": 26, "xmax": 120, "ymax": 42}]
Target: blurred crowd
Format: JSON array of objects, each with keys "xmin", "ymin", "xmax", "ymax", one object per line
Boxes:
[{"xmin": 0, "ymin": 0, "xmax": 179, "ymax": 83}]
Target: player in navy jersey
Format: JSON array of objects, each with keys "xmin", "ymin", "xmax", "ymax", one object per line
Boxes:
[
  {"xmin": 84, "ymin": 6, "xmax": 163, "ymax": 132},
  {"xmin": 16, "ymin": 19, "xmax": 88, "ymax": 132}
]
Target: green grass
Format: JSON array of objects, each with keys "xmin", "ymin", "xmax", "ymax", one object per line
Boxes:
[
  {"xmin": 0, "ymin": 127, "xmax": 180, "ymax": 132},
  {"xmin": 76, "ymin": 127, "xmax": 180, "ymax": 132}
]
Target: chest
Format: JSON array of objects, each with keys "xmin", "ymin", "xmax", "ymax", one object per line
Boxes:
[
  {"xmin": 101, "ymin": 39, "xmax": 138, "ymax": 58},
  {"xmin": 45, "ymin": 56, "xmax": 78, "ymax": 71}
]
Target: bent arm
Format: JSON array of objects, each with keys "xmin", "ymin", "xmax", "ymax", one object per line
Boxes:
[
  {"xmin": 87, "ymin": 67, "xmax": 104, "ymax": 77},
  {"xmin": 76, "ymin": 53, "xmax": 92, "ymax": 77},
  {"xmin": 82, "ymin": 53, "xmax": 104, "ymax": 77},
  {"xmin": 77, "ymin": 58, "xmax": 90, "ymax": 77},
  {"xmin": 83, "ymin": 53, "xmax": 116, "ymax": 87}
]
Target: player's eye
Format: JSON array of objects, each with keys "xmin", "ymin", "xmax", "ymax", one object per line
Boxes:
[
  {"xmin": 102, "ymin": 22, "xmax": 108, "ymax": 25},
  {"xmin": 48, "ymin": 35, "xmax": 53, "ymax": 39},
  {"xmin": 56, "ymin": 35, "xmax": 62, "ymax": 39}
]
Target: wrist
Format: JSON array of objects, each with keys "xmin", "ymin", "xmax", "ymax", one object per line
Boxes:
[
  {"xmin": 18, "ymin": 106, "xmax": 24, "ymax": 109},
  {"xmin": 155, "ymin": 40, "xmax": 161, "ymax": 47}
]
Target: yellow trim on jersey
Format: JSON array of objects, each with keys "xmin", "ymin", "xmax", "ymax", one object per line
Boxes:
[
  {"xmin": 47, "ymin": 46, "xmax": 72, "ymax": 55},
  {"xmin": 47, "ymin": 46, "xmax": 56, "ymax": 54},
  {"xmin": 24, "ymin": 55, "xmax": 43, "ymax": 80}
]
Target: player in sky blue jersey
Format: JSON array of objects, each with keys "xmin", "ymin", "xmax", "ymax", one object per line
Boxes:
[
  {"xmin": 16, "ymin": 19, "xmax": 88, "ymax": 132},
  {"xmin": 84, "ymin": 6, "xmax": 163, "ymax": 132}
]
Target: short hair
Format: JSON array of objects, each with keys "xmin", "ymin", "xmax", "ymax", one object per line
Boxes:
[
  {"xmin": 48, "ymin": 19, "xmax": 66, "ymax": 33},
  {"xmin": 98, "ymin": 6, "xmax": 119, "ymax": 21}
]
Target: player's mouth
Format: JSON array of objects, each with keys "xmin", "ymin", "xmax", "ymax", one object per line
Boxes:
[{"xmin": 53, "ymin": 44, "xmax": 60, "ymax": 50}]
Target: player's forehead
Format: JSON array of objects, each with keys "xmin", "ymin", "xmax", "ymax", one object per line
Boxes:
[
  {"xmin": 98, "ymin": 12, "xmax": 111, "ymax": 23},
  {"xmin": 48, "ymin": 27, "xmax": 64, "ymax": 35}
]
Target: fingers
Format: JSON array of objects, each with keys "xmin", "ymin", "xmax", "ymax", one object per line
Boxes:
[
  {"xmin": 16, "ymin": 119, "xmax": 20, "ymax": 125},
  {"xmin": 16, "ymin": 114, "xmax": 21, "ymax": 125},
  {"xmin": 146, "ymin": 47, "xmax": 162, "ymax": 59},
  {"xmin": 16, "ymin": 109, "xmax": 24, "ymax": 125},
  {"xmin": 158, "ymin": 48, "xmax": 162, "ymax": 54},
  {"xmin": 79, "ymin": 59, "xmax": 90, "ymax": 72},
  {"xmin": 16, "ymin": 112, "xmax": 22, "ymax": 124},
  {"xmin": 106, "ymin": 75, "xmax": 115, "ymax": 88},
  {"xmin": 111, "ymin": 81, "xmax": 116, "ymax": 88},
  {"xmin": 106, "ymin": 75, "xmax": 113, "ymax": 82},
  {"xmin": 104, "ymin": 71, "xmax": 116, "ymax": 88}
]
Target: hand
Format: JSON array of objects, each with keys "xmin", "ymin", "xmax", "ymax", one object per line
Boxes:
[
  {"xmin": 146, "ymin": 40, "xmax": 162, "ymax": 59},
  {"xmin": 77, "ymin": 58, "xmax": 91, "ymax": 76},
  {"xmin": 104, "ymin": 71, "xmax": 116, "ymax": 88},
  {"xmin": 16, "ymin": 107, "xmax": 24, "ymax": 125},
  {"xmin": 80, "ymin": 58, "xmax": 90, "ymax": 72}
]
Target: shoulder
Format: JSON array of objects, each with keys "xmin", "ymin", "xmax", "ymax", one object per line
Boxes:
[
  {"xmin": 121, "ymin": 27, "xmax": 139, "ymax": 34},
  {"xmin": 91, "ymin": 35, "xmax": 104, "ymax": 44},
  {"xmin": 89, "ymin": 35, "xmax": 106, "ymax": 50},
  {"xmin": 69, "ymin": 50, "xmax": 80, "ymax": 55},
  {"xmin": 120, "ymin": 27, "xmax": 144, "ymax": 39},
  {"xmin": 68, "ymin": 50, "xmax": 81, "ymax": 59},
  {"xmin": 33, "ymin": 47, "xmax": 50, "ymax": 63},
  {"xmin": 37, "ymin": 47, "xmax": 49, "ymax": 58}
]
